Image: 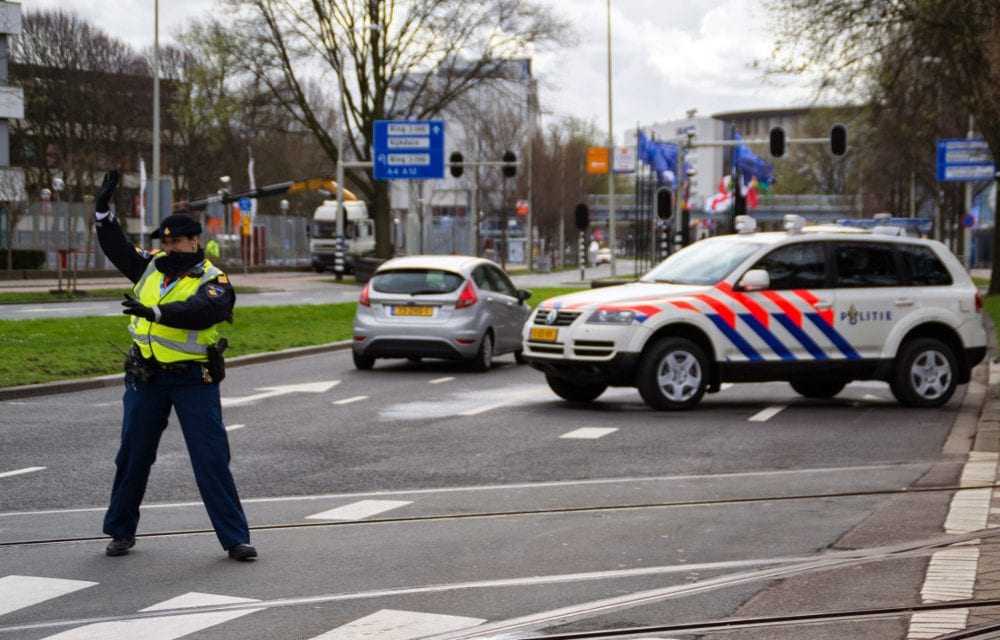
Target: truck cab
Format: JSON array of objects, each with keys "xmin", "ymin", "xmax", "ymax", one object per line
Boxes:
[{"xmin": 309, "ymin": 200, "xmax": 374, "ymax": 273}]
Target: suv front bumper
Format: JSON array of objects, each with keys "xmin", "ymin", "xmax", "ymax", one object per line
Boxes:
[{"xmin": 524, "ymin": 352, "xmax": 641, "ymax": 386}]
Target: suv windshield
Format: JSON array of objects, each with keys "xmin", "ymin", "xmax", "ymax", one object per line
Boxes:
[
  {"xmin": 371, "ymin": 269, "xmax": 465, "ymax": 295},
  {"xmin": 640, "ymin": 237, "xmax": 765, "ymax": 285}
]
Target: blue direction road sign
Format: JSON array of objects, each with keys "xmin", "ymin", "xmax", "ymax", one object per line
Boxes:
[
  {"xmin": 373, "ymin": 120, "xmax": 445, "ymax": 180},
  {"xmin": 238, "ymin": 197, "xmax": 253, "ymax": 212},
  {"xmin": 936, "ymin": 139, "xmax": 996, "ymax": 182}
]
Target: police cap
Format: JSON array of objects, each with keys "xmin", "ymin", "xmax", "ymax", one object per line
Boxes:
[{"xmin": 151, "ymin": 214, "xmax": 202, "ymax": 239}]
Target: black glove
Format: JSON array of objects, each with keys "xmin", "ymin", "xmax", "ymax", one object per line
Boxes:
[
  {"xmin": 96, "ymin": 170, "xmax": 119, "ymax": 213},
  {"xmin": 121, "ymin": 294, "xmax": 155, "ymax": 321}
]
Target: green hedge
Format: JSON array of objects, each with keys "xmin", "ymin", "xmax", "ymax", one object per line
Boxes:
[{"xmin": 0, "ymin": 249, "xmax": 46, "ymax": 270}]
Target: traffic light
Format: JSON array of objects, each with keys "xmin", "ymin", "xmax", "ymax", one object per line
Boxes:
[
  {"xmin": 769, "ymin": 126, "xmax": 786, "ymax": 158},
  {"xmin": 830, "ymin": 124, "xmax": 847, "ymax": 156},
  {"xmin": 656, "ymin": 189, "xmax": 672, "ymax": 219},
  {"xmin": 449, "ymin": 151, "xmax": 464, "ymax": 178},
  {"xmin": 502, "ymin": 150, "xmax": 517, "ymax": 178},
  {"xmin": 574, "ymin": 203, "xmax": 589, "ymax": 231}
]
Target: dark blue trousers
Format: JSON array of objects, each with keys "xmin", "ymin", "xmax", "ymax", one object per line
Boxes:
[{"xmin": 103, "ymin": 364, "xmax": 250, "ymax": 550}]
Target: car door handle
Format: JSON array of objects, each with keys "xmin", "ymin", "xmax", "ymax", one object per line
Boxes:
[
  {"xmin": 814, "ymin": 300, "xmax": 833, "ymax": 310},
  {"xmin": 894, "ymin": 298, "xmax": 915, "ymax": 307}
]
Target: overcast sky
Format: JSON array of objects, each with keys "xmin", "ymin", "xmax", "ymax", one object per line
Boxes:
[{"xmin": 27, "ymin": 0, "xmax": 814, "ymax": 142}]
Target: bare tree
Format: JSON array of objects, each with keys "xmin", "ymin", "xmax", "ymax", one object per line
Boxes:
[
  {"xmin": 765, "ymin": 0, "xmax": 1000, "ymax": 291},
  {"xmin": 225, "ymin": 0, "xmax": 571, "ymax": 258}
]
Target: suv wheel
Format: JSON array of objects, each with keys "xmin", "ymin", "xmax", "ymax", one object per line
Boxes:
[
  {"xmin": 545, "ymin": 374, "xmax": 607, "ymax": 403},
  {"xmin": 353, "ymin": 351, "xmax": 375, "ymax": 370},
  {"xmin": 789, "ymin": 378, "xmax": 847, "ymax": 399},
  {"xmin": 470, "ymin": 332, "xmax": 494, "ymax": 372},
  {"xmin": 637, "ymin": 337, "xmax": 708, "ymax": 411},
  {"xmin": 890, "ymin": 338, "xmax": 958, "ymax": 408}
]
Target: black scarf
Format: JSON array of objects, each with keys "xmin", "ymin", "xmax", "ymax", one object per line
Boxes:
[{"xmin": 155, "ymin": 249, "xmax": 205, "ymax": 278}]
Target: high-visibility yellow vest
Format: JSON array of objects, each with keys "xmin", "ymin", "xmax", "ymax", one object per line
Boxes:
[{"xmin": 128, "ymin": 258, "xmax": 225, "ymax": 363}]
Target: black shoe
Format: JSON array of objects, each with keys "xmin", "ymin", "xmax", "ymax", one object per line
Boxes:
[
  {"xmin": 228, "ymin": 544, "xmax": 257, "ymax": 561},
  {"xmin": 105, "ymin": 538, "xmax": 135, "ymax": 557}
]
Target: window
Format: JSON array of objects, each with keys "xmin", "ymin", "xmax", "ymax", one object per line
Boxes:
[
  {"xmin": 899, "ymin": 244, "xmax": 952, "ymax": 286},
  {"xmin": 472, "ymin": 266, "xmax": 492, "ymax": 291},
  {"xmin": 751, "ymin": 243, "xmax": 827, "ymax": 290},
  {"xmin": 371, "ymin": 269, "xmax": 465, "ymax": 294},
  {"xmin": 486, "ymin": 266, "xmax": 518, "ymax": 297},
  {"xmin": 641, "ymin": 237, "xmax": 765, "ymax": 285},
  {"xmin": 834, "ymin": 244, "xmax": 902, "ymax": 288}
]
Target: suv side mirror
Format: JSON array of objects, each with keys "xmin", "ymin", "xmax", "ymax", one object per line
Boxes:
[
  {"xmin": 516, "ymin": 289, "xmax": 532, "ymax": 304},
  {"xmin": 738, "ymin": 269, "xmax": 769, "ymax": 291}
]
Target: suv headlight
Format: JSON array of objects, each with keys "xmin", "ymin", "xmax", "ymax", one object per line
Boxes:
[{"xmin": 587, "ymin": 309, "xmax": 636, "ymax": 325}]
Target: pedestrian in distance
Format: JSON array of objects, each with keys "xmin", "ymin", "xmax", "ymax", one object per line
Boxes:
[{"xmin": 93, "ymin": 170, "xmax": 257, "ymax": 561}]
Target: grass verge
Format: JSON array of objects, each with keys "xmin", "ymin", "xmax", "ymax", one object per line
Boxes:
[
  {"xmin": 0, "ymin": 287, "xmax": 582, "ymax": 387},
  {"xmin": 0, "ymin": 286, "xmax": 263, "ymax": 305}
]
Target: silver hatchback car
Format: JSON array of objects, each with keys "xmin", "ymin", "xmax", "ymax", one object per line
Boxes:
[{"xmin": 352, "ymin": 256, "xmax": 532, "ymax": 371}]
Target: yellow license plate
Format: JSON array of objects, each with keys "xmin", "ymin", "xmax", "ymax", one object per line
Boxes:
[
  {"xmin": 530, "ymin": 327, "xmax": 559, "ymax": 342},
  {"xmin": 393, "ymin": 306, "xmax": 433, "ymax": 317}
]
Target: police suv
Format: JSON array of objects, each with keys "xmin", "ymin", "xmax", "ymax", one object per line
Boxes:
[{"xmin": 523, "ymin": 216, "xmax": 987, "ymax": 410}]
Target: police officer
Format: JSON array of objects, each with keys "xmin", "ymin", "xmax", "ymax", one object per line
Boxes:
[{"xmin": 94, "ymin": 171, "xmax": 256, "ymax": 561}]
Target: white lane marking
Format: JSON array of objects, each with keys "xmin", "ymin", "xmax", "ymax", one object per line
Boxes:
[
  {"xmin": 0, "ymin": 466, "xmax": 45, "ymax": 479},
  {"xmin": 0, "ymin": 461, "xmax": 938, "ymax": 519},
  {"xmin": 40, "ymin": 592, "xmax": 263, "ymax": 640},
  {"xmin": 3, "ymin": 553, "xmax": 843, "ymax": 635},
  {"xmin": 308, "ymin": 609, "xmax": 485, "ymax": 640},
  {"xmin": 0, "ymin": 575, "xmax": 97, "ymax": 617},
  {"xmin": 333, "ymin": 395, "xmax": 369, "ymax": 406},
  {"xmin": 428, "ymin": 377, "xmax": 455, "ymax": 385},
  {"xmin": 225, "ymin": 424, "xmax": 246, "ymax": 432},
  {"xmin": 862, "ymin": 394, "xmax": 883, "ymax": 401},
  {"xmin": 720, "ymin": 383, "xmax": 734, "ymax": 391},
  {"xmin": 222, "ymin": 380, "xmax": 340, "ymax": 408},
  {"xmin": 907, "ymin": 452, "xmax": 998, "ymax": 639},
  {"xmin": 305, "ymin": 499, "xmax": 413, "ymax": 521},
  {"xmin": 459, "ymin": 402, "xmax": 506, "ymax": 416},
  {"xmin": 560, "ymin": 428, "xmax": 618, "ymax": 440},
  {"xmin": 748, "ymin": 405, "xmax": 786, "ymax": 422}
]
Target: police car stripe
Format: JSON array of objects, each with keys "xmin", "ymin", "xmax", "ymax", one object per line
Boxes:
[
  {"xmin": 707, "ymin": 314, "xmax": 763, "ymax": 361},
  {"xmin": 716, "ymin": 283, "xmax": 770, "ymax": 328},
  {"xmin": 695, "ymin": 295, "xmax": 736, "ymax": 328},
  {"xmin": 806, "ymin": 313, "xmax": 861, "ymax": 360},
  {"xmin": 761, "ymin": 291, "xmax": 803, "ymax": 327},
  {"xmin": 739, "ymin": 314, "xmax": 795, "ymax": 361},
  {"xmin": 773, "ymin": 313, "xmax": 829, "ymax": 360}
]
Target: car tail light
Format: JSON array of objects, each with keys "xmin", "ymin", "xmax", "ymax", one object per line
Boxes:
[
  {"xmin": 456, "ymin": 280, "xmax": 478, "ymax": 309},
  {"xmin": 359, "ymin": 282, "xmax": 371, "ymax": 307},
  {"xmin": 975, "ymin": 291, "xmax": 983, "ymax": 313}
]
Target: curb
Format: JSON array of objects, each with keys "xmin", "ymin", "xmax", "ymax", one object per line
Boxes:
[{"xmin": 0, "ymin": 340, "xmax": 354, "ymax": 401}]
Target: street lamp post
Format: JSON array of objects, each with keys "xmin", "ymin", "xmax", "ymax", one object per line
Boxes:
[
  {"xmin": 151, "ymin": 0, "xmax": 161, "ymax": 234},
  {"xmin": 605, "ymin": 0, "xmax": 616, "ymax": 277}
]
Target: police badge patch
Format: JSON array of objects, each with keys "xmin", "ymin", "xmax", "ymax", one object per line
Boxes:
[{"xmin": 206, "ymin": 284, "xmax": 225, "ymax": 298}]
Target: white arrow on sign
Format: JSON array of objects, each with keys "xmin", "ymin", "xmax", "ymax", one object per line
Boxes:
[{"xmin": 222, "ymin": 381, "xmax": 340, "ymax": 408}]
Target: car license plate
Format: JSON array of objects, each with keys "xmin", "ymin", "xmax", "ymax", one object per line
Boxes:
[
  {"xmin": 530, "ymin": 327, "xmax": 559, "ymax": 342},
  {"xmin": 393, "ymin": 306, "xmax": 433, "ymax": 317}
]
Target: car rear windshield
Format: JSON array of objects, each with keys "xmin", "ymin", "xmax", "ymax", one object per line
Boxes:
[
  {"xmin": 371, "ymin": 269, "xmax": 465, "ymax": 295},
  {"xmin": 640, "ymin": 237, "xmax": 765, "ymax": 285}
]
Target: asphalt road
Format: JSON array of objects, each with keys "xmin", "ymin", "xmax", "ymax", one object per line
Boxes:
[{"xmin": 0, "ymin": 349, "xmax": 976, "ymax": 639}]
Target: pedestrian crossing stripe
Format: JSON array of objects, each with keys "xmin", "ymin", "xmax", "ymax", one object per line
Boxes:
[
  {"xmin": 0, "ymin": 576, "xmax": 486, "ymax": 640},
  {"xmin": 307, "ymin": 608, "xmax": 485, "ymax": 640},
  {"xmin": 305, "ymin": 499, "xmax": 413, "ymax": 521},
  {"xmin": 38, "ymin": 592, "xmax": 263, "ymax": 640},
  {"xmin": 0, "ymin": 575, "xmax": 96, "ymax": 617}
]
